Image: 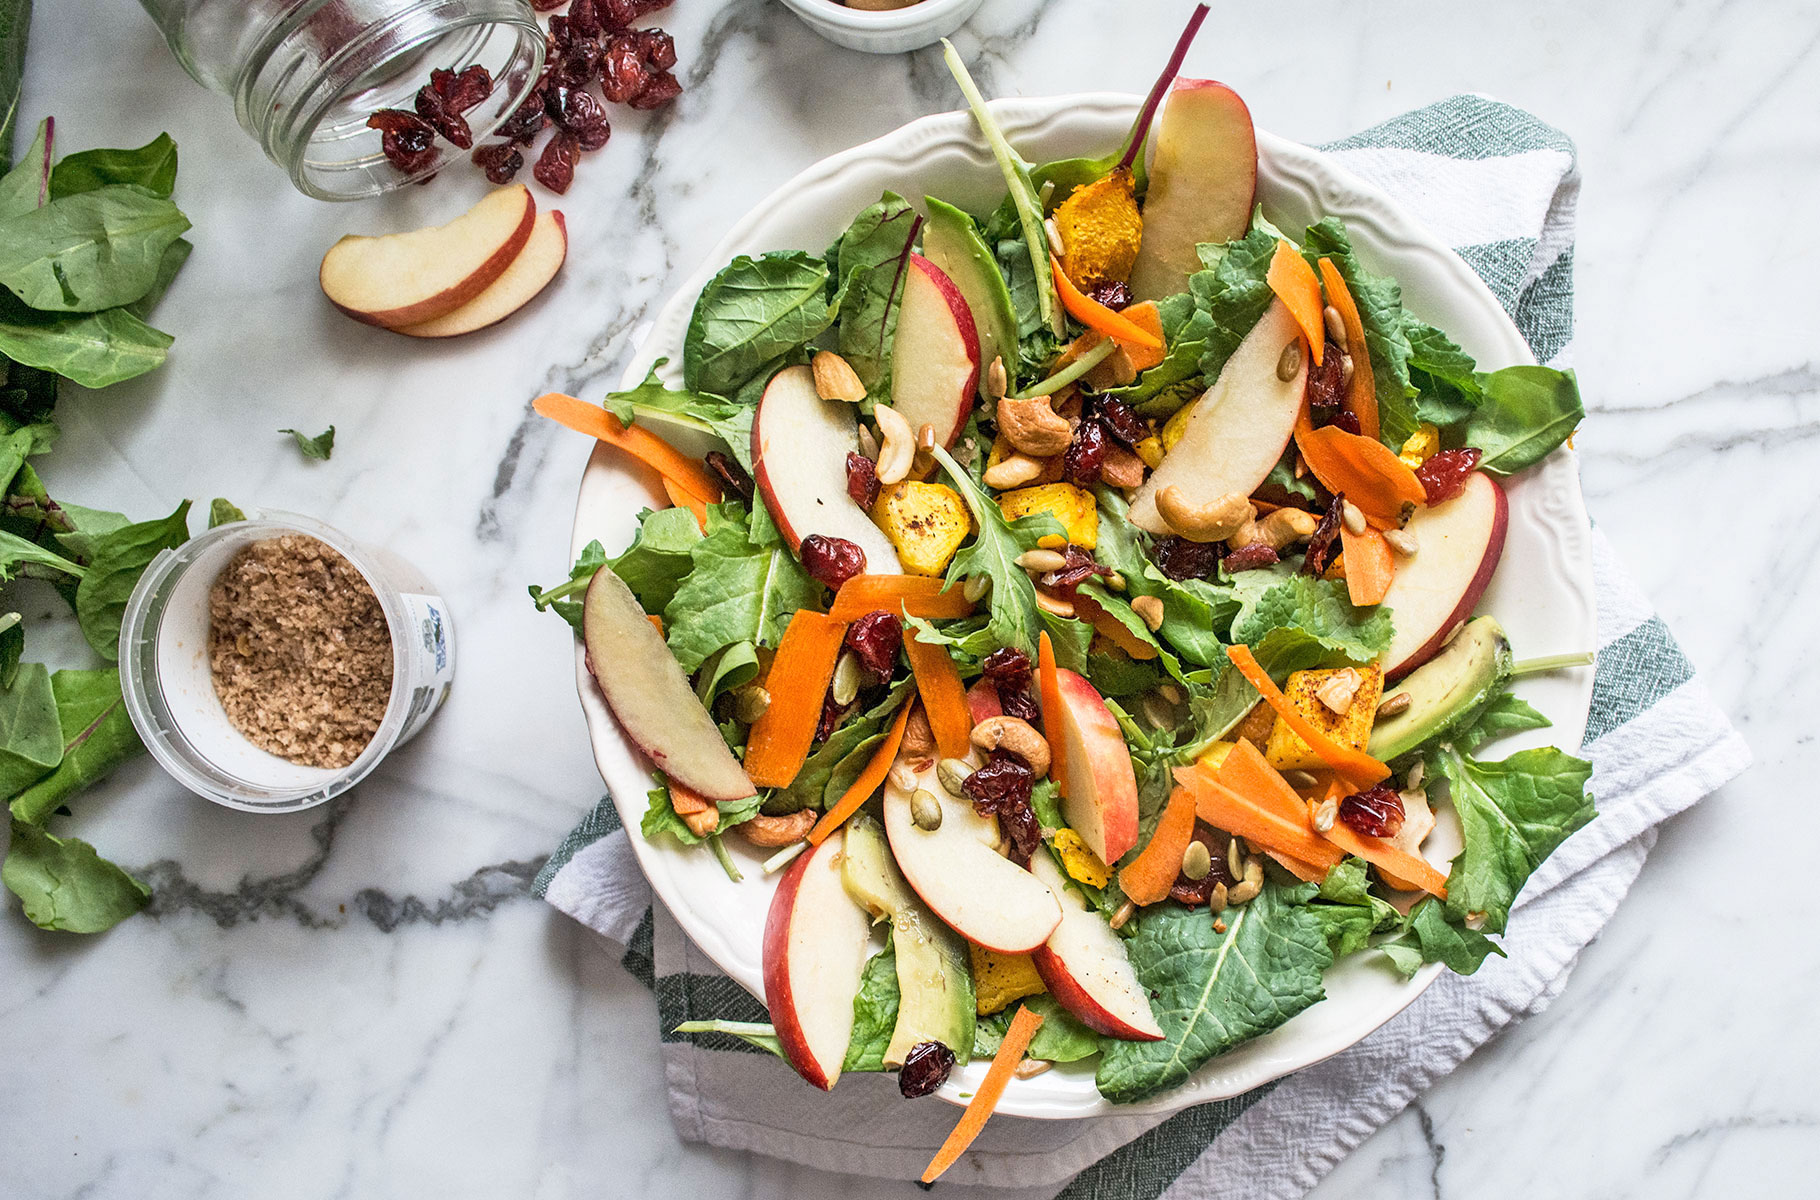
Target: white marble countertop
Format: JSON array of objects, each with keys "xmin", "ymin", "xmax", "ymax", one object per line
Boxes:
[{"xmin": 2, "ymin": 1, "xmax": 1806, "ymax": 1196}]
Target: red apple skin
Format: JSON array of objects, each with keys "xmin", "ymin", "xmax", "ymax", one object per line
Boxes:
[
  {"xmin": 966, "ymin": 679, "xmax": 1002, "ymax": 725},
  {"xmin": 1024, "ymin": 853, "xmax": 1164, "ymax": 1041},
  {"xmin": 761, "ymin": 837, "xmax": 843, "ymax": 1090},
  {"xmin": 1127, "ymin": 80, "xmax": 1257, "ymax": 302},
  {"xmin": 323, "ymin": 186, "xmax": 537, "ymax": 328},
  {"xmin": 1051, "ymin": 669, "xmax": 1140, "ymax": 865},
  {"xmin": 393, "ymin": 210, "xmax": 567, "ymax": 338},
  {"xmin": 891, "ymin": 255, "xmax": 979, "ymax": 449},
  {"xmin": 1029, "ymin": 946, "xmax": 1165, "ymax": 1043},
  {"xmin": 1385, "ymin": 475, "xmax": 1510, "ymax": 681}
]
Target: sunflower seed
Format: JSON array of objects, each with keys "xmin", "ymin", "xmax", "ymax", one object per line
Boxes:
[{"xmin": 1324, "ymin": 304, "xmax": 1346, "ymax": 343}]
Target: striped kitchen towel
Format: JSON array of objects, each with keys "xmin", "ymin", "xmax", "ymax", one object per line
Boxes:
[{"xmin": 535, "ymin": 95, "xmax": 1751, "ymax": 1199}]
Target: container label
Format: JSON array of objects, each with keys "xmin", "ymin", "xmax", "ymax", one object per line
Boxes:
[{"xmin": 393, "ymin": 592, "xmax": 455, "ymax": 745}]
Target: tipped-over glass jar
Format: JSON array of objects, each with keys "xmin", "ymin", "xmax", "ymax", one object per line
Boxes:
[{"xmin": 136, "ymin": 0, "xmax": 545, "ymax": 201}]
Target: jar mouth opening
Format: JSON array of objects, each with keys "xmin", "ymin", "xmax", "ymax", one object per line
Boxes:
[{"xmin": 238, "ymin": 1, "xmax": 544, "ymax": 202}]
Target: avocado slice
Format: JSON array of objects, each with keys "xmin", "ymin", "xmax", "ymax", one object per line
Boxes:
[
  {"xmin": 1368, "ymin": 616, "xmax": 1513, "ymax": 763},
  {"xmin": 921, "ymin": 197, "xmax": 1017, "ymax": 401},
  {"xmin": 840, "ymin": 813, "xmax": 975, "ymax": 1067}
]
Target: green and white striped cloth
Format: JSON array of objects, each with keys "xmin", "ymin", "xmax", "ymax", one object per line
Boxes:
[{"xmin": 536, "ymin": 96, "xmax": 1750, "ymax": 1199}]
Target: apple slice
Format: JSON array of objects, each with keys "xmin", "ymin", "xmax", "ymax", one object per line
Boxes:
[
  {"xmin": 762, "ymin": 830, "xmax": 872, "ymax": 1090},
  {"xmin": 1379, "ymin": 472, "xmax": 1509, "ymax": 679},
  {"xmin": 1027, "ymin": 852, "xmax": 1164, "ymax": 1041},
  {"xmin": 320, "ymin": 183, "xmax": 536, "ymax": 328},
  {"xmin": 1045, "ymin": 669, "xmax": 1140, "ymax": 866},
  {"xmin": 394, "ymin": 210, "xmax": 567, "ymax": 338},
  {"xmin": 883, "ymin": 758, "xmax": 1061, "ymax": 954},
  {"xmin": 751, "ymin": 364, "xmax": 902, "ymax": 570},
  {"xmin": 582, "ymin": 564, "xmax": 756, "ymax": 802},
  {"xmin": 1128, "ymin": 300, "xmax": 1305, "ymax": 536},
  {"xmin": 889, "ymin": 254, "xmax": 979, "ymax": 448},
  {"xmin": 1127, "ymin": 80, "xmax": 1258, "ymax": 303}
]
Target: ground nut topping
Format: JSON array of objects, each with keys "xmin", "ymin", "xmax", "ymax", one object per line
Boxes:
[{"xmin": 208, "ymin": 535, "xmax": 393, "ymax": 769}]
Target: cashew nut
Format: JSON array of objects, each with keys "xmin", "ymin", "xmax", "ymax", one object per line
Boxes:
[
  {"xmin": 997, "ymin": 393, "xmax": 1073, "ymax": 457},
  {"xmin": 812, "ymin": 351, "xmax": 865, "ymax": 403},
  {"xmin": 983, "ymin": 452, "xmax": 1046, "ymax": 489},
  {"xmin": 737, "ymin": 808, "xmax": 816, "ymax": 847},
  {"xmin": 970, "ymin": 715, "xmax": 1052, "ymax": 777},
  {"xmin": 1228, "ymin": 506, "xmax": 1319, "ymax": 551},
  {"xmin": 1157, "ymin": 487, "xmax": 1254, "ymax": 543},
  {"xmin": 872, "ymin": 403, "xmax": 915, "ymax": 485},
  {"xmin": 898, "ymin": 704, "xmax": 936, "ymax": 763}
]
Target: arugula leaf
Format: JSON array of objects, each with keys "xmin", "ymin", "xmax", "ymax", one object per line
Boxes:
[
  {"xmin": 280, "ymin": 425, "xmax": 334, "ymax": 460},
  {"xmin": 122, "ymin": 237, "xmax": 190, "ymax": 320},
  {"xmin": 0, "ymin": 660, "xmax": 59, "ymax": 796},
  {"xmin": 1230, "ymin": 575, "xmax": 1395, "ymax": 666},
  {"xmin": 1430, "ymin": 743, "xmax": 1594, "ymax": 934},
  {"xmin": 1107, "ymin": 291, "xmax": 1207, "ymax": 413},
  {"xmin": 49, "ymin": 133, "xmax": 178, "ymax": 200},
  {"xmin": 682, "ymin": 252, "xmax": 841, "ymax": 398},
  {"xmin": 0, "ymin": 610, "xmax": 19, "ymax": 687},
  {"xmin": 207, "ymin": 498, "xmax": 244, "ymax": 528},
  {"xmin": 1455, "ymin": 689, "xmax": 1551, "ymax": 753},
  {"xmin": 1263, "ymin": 448, "xmax": 1321, "ymax": 504},
  {"xmin": 3, "ymin": 816, "xmax": 148, "ymax": 933},
  {"xmin": 764, "ymin": 683, "xmax": 908, "ymax": 815},
  {"xmin": 662, "ymin": 503, "xmax": 820, "ymax": 674},
  {"xmin": 1379, "ymin": 897, "xmax": 1506, "ymax": 978},
  {"xmin": 609, "ymin": 507, "xmax": 700, "ymax": 615},
  {"xmin": 1405, "ymin": 317, "xmax": 1482, "ymax": 428},
  {"xmin": 1301, "ymin": 218, "xmax": 1419, "ymax": 447},
  {"xmin": 973, "ymin": 993, "xmax": 1104, "ymax": 1063},
  {"xmin": 832, "ymin": 192, "xmax": 919, "ymax": 392},
  {"xmin": 639, "ymin": 783, "xmax": 763, "ymax": 847},
  {"xmin": 528, "ymin": 539, "xmax": 608, "ymax": 632},
  {"xmin": 931, "ymin": 444, "xmax": 1060, "ymax": 657},
  {"xmin": 843, "ymin": 939, "xmax": 901, "ymax": 1072},
  {"xmin": 8, "ymin": 667, "xmax": 144, "ymax": 826},
  {"xmin": 0, "ymin": 184, "xmax": 190, "ymax": 312},
  {"xmin": 0, "ymin": 298, "xmax": 173, "ymax": 388},
  {"xmin": 1097, "ymin": 882, "xmax": 1331, "ymax": 1104},
  {"xmin": 1187, "ymin": 227, "xmax": 1279, "ymax": 384},
  {"xmin": 73, "ymin": 499, "xmax": 190, "ymax": 660},
  {"xmin": 671, "ymin": 1019, "xmax": 787, "ymax": 1060},
  {"xmin": 1305, "ymin": 856, "xmax": 1403, "ymax": 958},
  {"xmin": 1457, "ymin": 365, "xmax": 1584, "ymax": 476}
]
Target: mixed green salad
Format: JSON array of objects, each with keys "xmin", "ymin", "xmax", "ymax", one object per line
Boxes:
[{"xmin": 534, "ymin": 14, "xmax": 1594, "ymax": 1147}]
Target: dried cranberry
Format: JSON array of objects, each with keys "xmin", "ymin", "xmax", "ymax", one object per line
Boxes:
[
  {"xmin": 533, "ymin": 129, "xmax": 579, "ymax": 192},
  {"xmin": 367, "ymin": 110, "xmax": 438, "ymax": 172},
  {"xmin": 705, "ymin": 451, "xmax": 753, "ymax": 504},
  {"xmin": 1062, "ymin": 418, "xmax": 1106, "ymax": 485},
  {"xmin": 530, "ymin": 0, "xmax": 564, "ymax": 10},
  {"xmin": 629, "ymin": 70, "xmax": 682, "ymax": 110},
  {"xmin": 845, "ymin": 452, "xmax": 880, "ymax": 510},
  {"xmin": 815, "ymin": 694, "xmax": 853, "ymax": 743},
  {"xmin": 414, "ymin": 89, "xmax": 472, "ymax": 149},
  {"xmin": 471, "ymin": 141, "xmax": 523, "ymax": 185},
  {"xmin": 1093, "ymin": 394, "xmax": 1146, "ymax": 447},
  {"xmin": 999, "ymin": 687, "xmax": 1039, "ymax": 723},
  {"xmin": 569, "ymin": 0, "xmax": 604, "ymax": 38},
  {"xmin": 1301, "ymin": 494, "xmax": 1345, "ymax": 578},
  {"xmin": 551, "ymin": 40, "xmax": 603, "ymax": 89},
  {"xmin": 1306, "ymin": 340, "xmax": 1345, "ymax": 415},
  {"xmin": 1087, "ymin": 280, "xmax": 1134, "ymax": 310},
  {"xmin": 600, "ymin": 37, "xmax": 651, "ymax": 103},
  {"xmin": 601, "ymin": 0, "xmax": 672, "ymax": 29},
  {"xmin": 1331, "ymin": 409, "xmax": 1362, "ymax": 436},
  {"xmin": 1339, "ymin": 784, "xmax": 1405, "ymax": 838},
  {"xmin": 800, "ymin": 534, "xmax": 867, "ymax": 591},
  {"xmin": 1170, "ymin": 823, "xmax": 1236, "ymax": 906},
  {"xmin": 981, "ymin": 648, "xmax": 1039, "ymax": 721},
  {"xmin": 497, "ymin": 90, "xmax": 547, "ymax": 143},
  {"xmin": 998, "ymin": 800, "xmax": 1041, "ymax": 866},
  {"xmin": 898, "ymin": 1040, "xmax": 956, "ymax": 1098},
  {"xmin": 556, "ymin": 86, "xmax": 611, "ymax": 150},
  {"xmin": 844, "ymin": 610, "xmax": 902, "ymax": 685},
  {"xmin": 1223, "ymin": 543, "xmax": 1280, "ymax": 572},
  {"xmin": 546, "ymin": 14, "xmax": 574, "ymax": 50},
  {"xmin": 962, "ymin": 749, "xmax": 1034, "ymax": 811},
  {"xmin": 1415, "ymin": 448, "xmax": 1483, "ymax": 505},
  {"xmin": 429, "ymin": 65, "xmax": 493, "ymax": 112},
  {"xmin": 635, "ymin": 28, "xmax": 677, "ymax": 71},
  {"xmin": 1040, "ymin": 543, "xmax": 1111, "ymax": 591},
  {"xmin": 1153, "ymin": 535, "xmax": 1222, "ymax": 581}
]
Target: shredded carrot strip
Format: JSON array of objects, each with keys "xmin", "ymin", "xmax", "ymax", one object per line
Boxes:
[
  {"xmin": 1340, "ymin": 526, "xmax": 1394, "ymax": 606},
  {"xmin": 1050, "ymin": 255, "xmax": 1163, "ymax": 350},
  {"xmin": 1315, "ymin": 259, "xmax": 1378, "ymax": 441},
  {"xmin": 1177, "ymin": 765, "xmax": 1345, "ymax": 870},
  {"xmin": 1266, "ymin": 851, "xmax": 1329, "ymax": 883},
  {"xmin": 1119, "ymin": 784, "xmax": 1199, "ymax": 905},
  {"xmin": 1072, "ymin": 590, "xmax": 1158, "ymax": 661},
  {"xmin": 922, "ymin": 1004, "xmax": 1046, "ymax": 1184},
  {"xmin": 661, "ymin": 477, "xmax": 708, "ymax": 531},
  {"xmin": 532, "ymin": 393, "xmax": 725, "ymax": 504},
  {"xmin": 1215, "ymin": 738, "xmax": 1313, "ymax": 825},
  {"xmin": 647, "ymin": 614, "xmax": 664, "ymax": 635},
  {"xmin": 1037, "ymin": 632, "xmax": 1067, "ymax": 792},
  {"xmin": 1266, "ymin": 241, "xmax": 1325, "ymax": 366},
  {"xmin": 1293, "ymin": 424, "xmax": 1427, "ymax": 529},
  {"xmin": 905, "ymin": 629, "xmax": 972, "ymax": 760},
  {"xmin": 828, "ymin": 575, "xmax": 975, "ymax": 622},
  {"xmin": 1224, "ymin": 645, "xmax": 1390, "ymax": 789},
  {"xmin": 744, "ymin": 611, "xmax": 850, "ymax": 788},
  {"xmin": 807, "ymin": 702, "xmax": 914, "ymax": 846},
  {"xmin": 1317, "ymin": 782, "xmax": 1450, "ymax": 896},
  {"xmin": 1119, "ymin": 301, "xmax": 1168, "ymax": 371}
]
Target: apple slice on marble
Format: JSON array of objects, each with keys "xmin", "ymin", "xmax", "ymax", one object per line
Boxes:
[
  {"xmin": 762, "ymin": 830, "xmax": 873, "ymax": 1090},
  {"xmin": 1379, "ymin": 472, "xmax": 1509, "ymax": 679},
  {"xmin": 394, "ymin": 210, "xmax": 567, "ymax": 338}
]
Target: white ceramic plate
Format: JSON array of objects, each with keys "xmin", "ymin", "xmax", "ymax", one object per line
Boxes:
[{"xmin": 565, "ymin": 93, "xmax": 1596, "ymax": 1119}]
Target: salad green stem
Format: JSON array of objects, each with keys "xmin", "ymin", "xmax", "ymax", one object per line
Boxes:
[
  {"xmin": 1011, "ymin": 337, "xmax": 1116, "ymax": 399},
  {"xmin": 762, "ymin": 840, "xmax": 808, "ymax": 875},
  {"xmin": 673, "ymin": 1020, "xmax": 785, "ymax": 1058},
  {"xmin": 708, "ymin": 834, "xmax": 743, "ymax": 883},
  {"xmin": 530, "ymin": 575, "xmax": 590, "ymax": 612},
  {"xmin": 1509, "ymin": 651, "xmax": 1595, "ymax": 678}
]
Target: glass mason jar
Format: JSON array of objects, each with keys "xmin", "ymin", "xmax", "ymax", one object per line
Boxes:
[{"xmin": 137, "ymin": 0, "xmax": 546, "ymax": 201}]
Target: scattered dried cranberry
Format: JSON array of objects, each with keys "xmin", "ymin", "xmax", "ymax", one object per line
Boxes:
[
  {"xmin": 556, "ymin": 86, "xmax": 611, "ymax": 150},
  {"xmin": 800, "ymin": 534, "xmax": 867, "ymax": 591},
  {"xmin": 1223, "ymin": 543, "xmax": 1280, "ymax": 572},
  {"xmin": 1087, "ymin": 280, "xmax": 1134, "ymax": 310},
  {"xmin": 844, "ymin": 452, "xmax": 881, "ymax": 510},
  {"xmin": 551, "ymin": 40, "xmax": 603, "ymax": 89},
  {"xmin": 630, "ymin": 70, "xmax": 682, "ymax": 110},
  {"xmin": 1339, "ymin": 784, "xmax": 1405, "ymax": 838},
  {"xmin": 497, "ymin": 90, "xmax": 547, "ymax": 143},
  {"xmin": 998, "ymin": 800, "xmax": 1041, "ymax": 866},
  {"xmin": 705, "ymin": 451, "xmax": 753, "ymax": 504},
  {"xmin": 1040, "ymin": 543, "xmax": 1111, "ymax": 591},
  {"xmin": 1415, "ymin": 447, "xmax": 1483, "ymax": 505},
  {"xmin": 1000, "ymin": 687, "xmax": 1039, "ymax": 723},
  {"xmin": 1092, "ymin": 394, "xmax": 1146, "ymax": 447},
  {"xmin": 569, "ymin": 0, "xmax": 604, "ymax": 38},
  {"xmin": 981, "ymin": 648, "xmax": 1037, "ymax": 720},
  {"xmin": 1170, "ymin": 822, "xmax": 1236, "ymax": 906},
  {"xmin": 530, "ymin": 0, "xmax": 564, "ymax": 10},
  {"xmin": 600, "ymin": 36, "xmax": 652, "ymax": 103},
  {"xmin": 815, "ymin": 694, "xmax": 853, "ymax": 743},
  {"xmin": 1331, "ymin": 409, "xmax": 1362, "ymax": 436},
  {"xmin": 1153, "ymin": 535, "xmax": 1223, "ymax": 581},
  {"xmin": 844, "ymin": 610, "xmax": 902, "ymax": 685},
  {"xmin": 546, "ymin": 14, "xmax": 574, "ymax": 50},
  {"xmin": 1301, "ymin": 494, "xmax": 1345, "ymax": 578},
  {"xmin": 1062, "ymin": 418, "xmax": 1107, "ymax": 485},
  {"xmin": 635, "ymin": 28, "xmax": 677, "ymax": 71},
  {"xmin": 471, "ymin": 141, "xmax": 523, "ymax": 184},
  {"xmin": 414, "ymin": 90, "xmax": 473, "ymax": 149},
  {"xmin": 602, "ymin": 0, "xmax": 672, "ymax": 29},
  {"xmin": 1306, "ymin": 340, "xmax": 1345, "ymax": 415},
  {"xmin": 898, "ymin": 1040, "xmax": 956, "ymax": 1098},
  {"xmin": 429, "ymin": 65, "xmax": 493, "ymax": 112},
  {"xmin": 532, "ymin": 129, "xmax": 579, "ymax": 192},
  {"xmin": 367, "ymin": 109, "xmax": 438, "ymax": 172}
]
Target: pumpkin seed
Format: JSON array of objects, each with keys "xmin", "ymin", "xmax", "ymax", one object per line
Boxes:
[
  {"xmin": 1181, "ymin": 839, "xmax": 1212, "ymax": 881},
  {"xmin": 963, "ymin": 574, "xmax": 991, "ymax": 603},
  {"xmin": 910, "ymin": 788, "xmax": 944, "ymax": 831},
  {"xmin": 1227, "ymin": 837, "xmax": 1244, "ymax": 880},
  {"xmin": 1276, "ymin": 341, "xmax": 1301, "ymax": 381},
  {"xmin": 936, "ymin": 757, "xmax": 974, "ymax": 797},
  {"xmin": 1376, "ymin": 691, "xmax": 1413, "ymax": 719},
  {"xmin": 734, "ymin": 685, "xmax": 771, "ymax": 724},
  {"xmin": 831, "ymin": 651, "xmax": 864, "ymax": 707}
]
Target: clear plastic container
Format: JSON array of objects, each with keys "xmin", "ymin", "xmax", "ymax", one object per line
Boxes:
[{"xmin": 119, "ymin": 513, "xmax": 455, "ymax": 812}]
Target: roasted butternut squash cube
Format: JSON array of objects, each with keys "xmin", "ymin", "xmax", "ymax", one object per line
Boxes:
[
  {"xmin": 1264, "ymin": 663, "xmax": 1385, "ymax": 772},
  {"xmin": 872, "ymin": 480, "xmax": 971, "ymax": 576},
  {"xmin": 1052, "ymin": 828, "xmax": 1110, "ymax": 888},
  {"xmin": 997, "ymin": 482, "xmax": 1098, "ymax": 550},
  {"xmin": 970, "ymin": 943, "xmax": 1047, "ymax": 1016}
]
